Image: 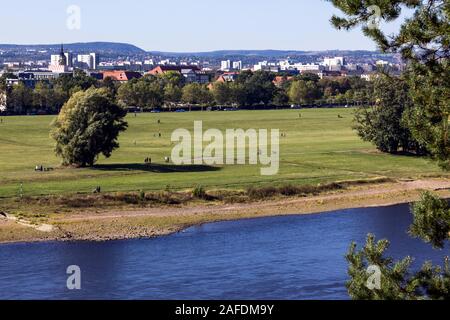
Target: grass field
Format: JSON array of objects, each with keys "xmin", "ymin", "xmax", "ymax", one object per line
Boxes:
[{"xmin": 0, "ymin": 108, "xmax": 445, "ymax": 199}]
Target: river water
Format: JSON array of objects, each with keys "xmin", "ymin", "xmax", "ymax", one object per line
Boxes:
[{"xmin": 0, "ymin": 203, "xmax": 448, "ymax": 300}]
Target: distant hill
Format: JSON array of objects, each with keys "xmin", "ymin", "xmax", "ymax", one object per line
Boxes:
[
  {"xmin": 0, "ymin": 42, "xmax": 146, "ymax": 55},
  {"xmin": 0, "ymin": 42, "xmax": 393, "ymax": 61},
  {"xmin": 149, "ymin": 49, "xmax": 384, "ymax": 57}
]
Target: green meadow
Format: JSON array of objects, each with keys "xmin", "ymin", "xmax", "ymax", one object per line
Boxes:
[{"xmin": 0, "ymin": 108, "xmax": 444, "ymax": 198}]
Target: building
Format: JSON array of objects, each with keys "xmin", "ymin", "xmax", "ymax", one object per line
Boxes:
[
  {"xmin": 65, "ymin": 52, "xmax": 73, "ymax": 67},
  {"xmin": 361, "ymin": 63, "xmax": 376, "ymax": 72},
  {"xmin": 232, "ymin": 61, "xmax": 242, "ymax": 70},
  {"xmin": 159, "ymin": 59, "xmax": 174, "ymax": 65},
  {"xmin": 77, "ymin": 53, "xmax": 99, "ymax": 70},
  {"xmin": 4, "ymin": 62, "xmax": 21, "ymax": 69},
  {"xmin": 101, "ymin": 70, "xmax": 142, "ymax": 82},
  {"xmin": 49, "ymin": 45, "xmax": 71, "ymax": 73},
  {"xmin": 273, "ymin": 76, "xmax": 293, "ymax": 87},
  {"xmin": 51, "ymin": 52, "xmax": 73, "ymax": 68},
  {"xmin": 323, "ymin": 57, "xmax": 345, "ymax": 67},
  {"xmin": 216, "ymin": 72, "xmax": 239, "ymax": 83},
  {"xmin": 0, "ymin": 92, "xmax": 7, "ymax": 112},
  {"xmin": 293, "ymin": 63, "xmax": 322, "ymax": 73},
  {"xmin": 148, "ymin": 65, "xmax": 200, "ymax": 76},
  {"xmin": 148, "ymin": 65, "xmax": 208, "ymax": 83},
  {"xmin": 376, "ymin": 60, "xmax": 390, "ymax": 67},
  {"xmin": 318, "ymin": 70, "xmax": 347, "ymax": 79},
  {"xmin": 5, "ymin": 71, "xmax": 66, "ymax": 88},
  {"xmin": 86, "ymin": 71, "xmax": 104, "ymax": 80},
  {"xmin": 181, "ymin": 69, "xmax": 198, "ymax": 83},
  {"xmin": 253, "ymin": 61, "xmax": 280, "ymax": 72},
  {"xmin": 208, "ymin": 72, "xmax": 239, "ymax": 90},
  {"xmin": 77, "ymin": 54, "xmax": 91, "ymax": 69},
  {"xmin": 220, "ymin": 60, "xmax": 242, "ymax": 71},
  {"xmin": 220, "ymin": 60, "xmax": 231, "ymax": 71},
  {"xmin": 279, "ymin": 60, "xmax": 291, "ymax": 70},
  {"xmin": 181, "ymin": 69, "xmax": 210, "ymax": 84},
  {"xmin": 50, "ymin": 55, "xmax": 60, "ymax": 66},
  {"xmin": 361, "ymin": 73, "xmax": 380, "ymax": 81},
  {"xmin": 323, "ymin": 57, "xmax": 345, "ymax": 71},
  {"xmin": 345, "ymin": 63, "xmax": 360, "ymax": 72}
]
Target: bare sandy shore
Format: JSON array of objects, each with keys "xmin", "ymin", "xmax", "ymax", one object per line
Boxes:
[{"xmin": 1, "ymin": 178, "xmax": 450, "ymax": 244}]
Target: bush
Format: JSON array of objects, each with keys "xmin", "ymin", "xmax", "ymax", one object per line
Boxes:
[
  {"xmin": 278, "ymin": 184, "xmax": 300, "ymax": 196},
  {"xmin": 246, "ymin": 186, "xmax": 278, "ymax": 199},
  {"xmin": 113, "ymin": 192, "xmax": 140, "ymax": 205},
  {"xmin": 152, "ymin": 191, "xmax": 182, "ymax": 205},
  {"xmin": 139, "ymin": 190, "xmax": 146, "ymax": 202},
  {"xmin": 192, "ymin": 185, "xmax": 207, "ymax": 199}
]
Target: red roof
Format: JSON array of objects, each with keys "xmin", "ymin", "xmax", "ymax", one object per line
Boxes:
[
  {"xmin": 148, "ymin": 65, "xmax": 200, "ymax": 75},
  {"xmin": 222, "ymin": 72, "xmax": 239, "ymax": 75},
  {"xmin": 273, "ymin": 76, "xmax": 293, "ymax": 86},
  {"xmin": 216, "ymin": 72, "xmax": 239, "ymax": 83},
  {"xmin": 102, "ymin": 71, "xmax": 142, "ymax": 81}
]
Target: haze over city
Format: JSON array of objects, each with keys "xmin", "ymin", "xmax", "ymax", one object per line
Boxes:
[{"xmin": 0, "ymin": 0, "xmax": 412, "ymax": 52}]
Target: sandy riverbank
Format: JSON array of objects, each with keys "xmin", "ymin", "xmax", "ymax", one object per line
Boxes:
[{"xmin": 1, "ymin": 178, "xmax": 449, "ymax": 244}]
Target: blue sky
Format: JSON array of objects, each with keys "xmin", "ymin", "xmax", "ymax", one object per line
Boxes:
[{"xmin": 0, "ymin": 0, "xmax": 411, "ymax": 52}]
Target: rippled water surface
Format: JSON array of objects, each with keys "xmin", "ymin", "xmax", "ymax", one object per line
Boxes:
[{"xmin": 0, "ymin": 204, "xmax": 448, "ymax": 299}]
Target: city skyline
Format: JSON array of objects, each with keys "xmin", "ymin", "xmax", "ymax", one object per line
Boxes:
[{"xmin": 0, "ymin": 0, "xmax": 413, "ymax": 52}]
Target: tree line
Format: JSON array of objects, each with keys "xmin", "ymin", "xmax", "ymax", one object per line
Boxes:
[
  {"xmin": 0, "ymin": 68, "xmax": 377, "ymax": 115},
  {"xmin": 0, "ymin": 70, "xmax": 99, "ymax": 114},
  {"xmin": 210, "ymin": 71, "xmax": 372, "ymax": 107}
]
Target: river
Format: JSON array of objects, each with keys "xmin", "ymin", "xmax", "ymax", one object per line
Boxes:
[{"xmin": 0, "ymin": 203, "xmax": 448, "ymax": 300}]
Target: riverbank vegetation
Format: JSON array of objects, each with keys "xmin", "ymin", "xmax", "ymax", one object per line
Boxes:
[
  {"xmin": 1, "ymin": 177, "xmax": 449, "ymax": 244},
  {"xmin": 2, "ymin": 177, "xmax": 391, "ymax": 215}
]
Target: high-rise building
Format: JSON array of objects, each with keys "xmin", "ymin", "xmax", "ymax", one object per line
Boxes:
[
  {"xmin": 77, "ymin": 53, "xmax": 99, "ymax": 70},
  {"xmin": 323, "ymin": 57, "xmax": 345, "ymax": 71},
  {"xmin": 64, "ymin": 52, "xmax": 73, "ymax": 67},
  {"xmin": 50, "ymin": 54, "xmax": 61, "ymax": 66},
  {"xmin": 90, "ymin": 53, "xmax": 98, "ymax": 70},
  {"xmin": 232, "ymin": 61, "xmax": 242, "ymax": 70},
  {"xmin": 77, "ymin": 54, "xmax": 90, "ymax": 69},
  {"xmin": 220, "ymin": 60, "xmax": 231, "ymax": 71},
  {"xmin": 221, "ymin": 60, "xmax": 243, "ymax": 71}
]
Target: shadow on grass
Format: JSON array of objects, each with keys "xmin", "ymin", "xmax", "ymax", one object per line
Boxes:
[
  {"xmin": 92, "ymin": 163, "xmax": 221, "ymax": 173},
  {"xmin": 393, "ymin": 151, "xmax": 428, "ymax": 158}
]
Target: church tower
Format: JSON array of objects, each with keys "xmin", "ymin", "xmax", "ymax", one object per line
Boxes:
[{"xmin": 58, "ymin": 44, "xmax": 67, "ymax": 66}]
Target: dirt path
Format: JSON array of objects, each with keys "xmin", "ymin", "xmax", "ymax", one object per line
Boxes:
[
  {"xmin": 59, "ymin": 178, "xmax": 450, "ymax": 222},
  {"xmin": 4, "ymin": 213, "xmax": 53, "ymax": 232}
]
